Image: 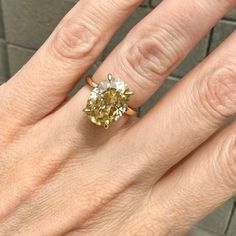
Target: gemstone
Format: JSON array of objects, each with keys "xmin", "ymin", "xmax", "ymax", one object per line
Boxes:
[{"xmin": 84, "ymin": 74, "xmax": 133, "ymax": 128}]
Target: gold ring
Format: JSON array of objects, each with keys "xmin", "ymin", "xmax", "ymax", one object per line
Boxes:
[{"xmin": 83, "ymin": 74, "xmax": 137, "ymax": 129}]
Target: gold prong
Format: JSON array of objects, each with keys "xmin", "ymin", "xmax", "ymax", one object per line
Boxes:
[
  {"xmin": 83, "ymin": 108, "xmax": 90, "ymax": 113},
  {"xmin": 125, "ymin": 90, "xmax": 134, "ymax": 95},
  {"xmin": 104, "ymin": 120, "xmax": 110, "ymax": 129},
  {"xmin": 104, "ymin": 124, "xmax": 109, "ymax": 129},
  {"xmin": 107, "ymin": 73, "xmax": 113, "ymax": 82}
]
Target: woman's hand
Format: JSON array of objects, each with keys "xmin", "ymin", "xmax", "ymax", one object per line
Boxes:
[{"xmin": 0, "ymin": 0, "xmax": 236, "ymax": 235}]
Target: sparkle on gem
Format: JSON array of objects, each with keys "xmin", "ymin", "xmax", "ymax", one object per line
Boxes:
[{"xmin": 84, "ymin": 74, "xmax": 133, "ymax": 128}]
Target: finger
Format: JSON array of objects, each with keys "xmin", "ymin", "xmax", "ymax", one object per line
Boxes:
[
  {"xmin": 135, "ymin": 121, "xmax": 236, "ymax": 236},
  {"xmin": 122, "ymin": 31, "xmax": 236, "ymax": 183},
  {"xmin": 77, "ymin": 0, "xmax": 236, "ymax": 109},
  {"xmin": 0, "ymin": 0, "xmax": 142, "ymax": 125}
]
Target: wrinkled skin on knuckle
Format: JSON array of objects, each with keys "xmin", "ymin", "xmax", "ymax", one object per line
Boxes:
[
  {"xmin": 122, "ymin": 25, "xmax": 182, "ymax": 90},
  {"xmin": 52, "ymin": 20, "xmax": 100, "ymax": 61},
  {"xmin": 196, "ymin": 62, "xmax": 236, "ymax": 120}
]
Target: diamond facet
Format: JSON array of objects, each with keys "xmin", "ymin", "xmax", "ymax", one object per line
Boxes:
[{"xmin": 84, "ymin": 74, "xmax": 133, "ymax": 128}]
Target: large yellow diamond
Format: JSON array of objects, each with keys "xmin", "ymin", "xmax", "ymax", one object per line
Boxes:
[{"xmin": 84, "ymin": 74, "xmax": 133, "ymax": 128}]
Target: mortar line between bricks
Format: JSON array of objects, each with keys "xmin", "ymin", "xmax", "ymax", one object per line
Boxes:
[
  {"xmin": 197, "ymin": 225, "xmax": 224, "ymax": 236},
  {"xmin": 206, "ymin": 28, "xmax": 214, "ymax": 56},
  {"xmin": 1, "ymin": 0, "xmax": 10, "ymax": 79},
  {"xmin": 224, "ymin": 201, "xmax": 236, "ymax": 234},
  {"xmin": 221, "ymin": 18, "xmax": 236, "ymax": 24},
  {"xmin": 6, "ymin": 42, "xmax": 37, "ymax": 52},
  {"xmin": 0, "ymin": 0, "xmax": 5, "ymax": 39}
]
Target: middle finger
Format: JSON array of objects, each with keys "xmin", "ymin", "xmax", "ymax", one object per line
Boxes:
[
  {"xmin": 78, "ymin": 0, "xmax": 235, "ymax": 108},
  {"xmin": 127, "ymin": 31, "xmax": 236, "ymax": 182}
]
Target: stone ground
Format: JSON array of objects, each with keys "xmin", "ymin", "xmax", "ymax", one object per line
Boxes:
[{"xmin": 0, "ymin": 0, "xmax": 235, "ymax": 235}]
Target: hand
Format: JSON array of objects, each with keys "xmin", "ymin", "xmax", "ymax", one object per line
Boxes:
[{"xmin": 0, "ymin": 0, "xmax": 236, "ymax": 235}]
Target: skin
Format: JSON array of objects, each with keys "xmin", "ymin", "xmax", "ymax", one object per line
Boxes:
[{"xmin": 0, "ymin": 0, "xmax": 236, "ymax": 235}]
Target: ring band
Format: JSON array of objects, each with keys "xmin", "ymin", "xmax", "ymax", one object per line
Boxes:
[
  {"xmin": 83, "ymin": 74, "xmax": 137, "ymax": 128},
  {"xmin": 86, "ymin": 76, "xmax": 137, "ymax": 116}
]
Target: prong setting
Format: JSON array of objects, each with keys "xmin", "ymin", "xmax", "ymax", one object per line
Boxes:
[
  {"xmin": 107, "ymin": 73, "xmax": 113, "ymax": 82},
  {"xmin": 84, "ymin": 74, "xmax": 134, "ymax": 127}
]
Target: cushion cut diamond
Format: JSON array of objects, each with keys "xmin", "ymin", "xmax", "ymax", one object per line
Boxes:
[{"xmin": 84, "ymin": 74, "xmax": 133, "ymax": 128}]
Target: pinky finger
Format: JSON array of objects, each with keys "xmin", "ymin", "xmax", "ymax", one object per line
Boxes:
[
  {"xmin": 150, "ymin": 122, "xmax": 236, "ymax": 235},
  {"xmin": 120, "ymin": 122, "xmax": 236, "ymax": 235}
]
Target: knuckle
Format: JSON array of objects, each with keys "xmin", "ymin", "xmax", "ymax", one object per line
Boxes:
[
  {"xmin": 52, "ymin": 20, "xmax": 100, "ymax": 60},
  {"xmin": 198, "ymin": 63, "xmax": 236, "ymax": 119},
  {"xmin": 122, "ymin": 25, "xmax": 182, "ymax": 89}
]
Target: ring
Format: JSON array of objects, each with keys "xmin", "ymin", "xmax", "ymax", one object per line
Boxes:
[{"xmin": 83, "ymin": 74, "xmax": 137, "ymax": 129}]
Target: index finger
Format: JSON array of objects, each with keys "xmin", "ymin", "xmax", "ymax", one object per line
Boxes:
[{"xmin": 1, "ymin": 0, "xmax": 142, "ymax": 125}]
